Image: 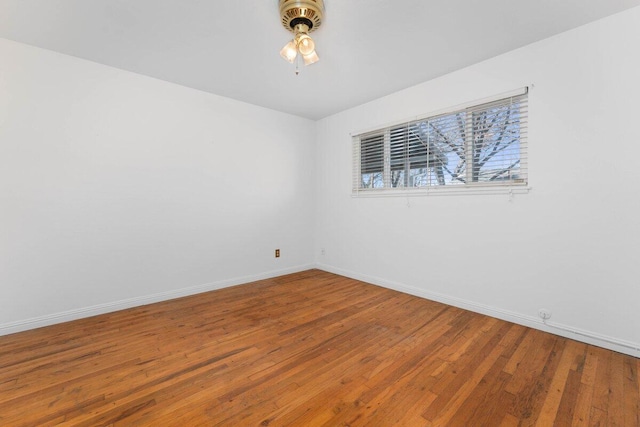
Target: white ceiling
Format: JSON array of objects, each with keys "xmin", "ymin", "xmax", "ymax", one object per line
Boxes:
[{"xmin": 1, "ymin": 0, "xmax": 639, "ymax": 120}]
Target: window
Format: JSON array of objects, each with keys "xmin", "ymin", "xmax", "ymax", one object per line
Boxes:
[{"xmin": 353, "ymin": 89, "xmax": 528, "ymax": 194}]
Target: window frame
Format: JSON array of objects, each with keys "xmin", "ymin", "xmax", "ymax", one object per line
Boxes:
[{"xmin": 352, "ymin": 88, "xmax": 529, "ymax": 197}]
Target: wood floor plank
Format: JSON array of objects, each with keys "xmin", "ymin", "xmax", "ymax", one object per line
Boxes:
[
  {"xmin": 624, "ymin": 356, "xmax": 640, "ymax": 427},
  {"xmin": 591, "ymin": 346, "xmax": 613, "ymax": 418},
  {"xmin": 553, "ymin": 366, "xmax": 582, "ymax": 426},
  {"xmin": 534, "ymin": 340, "xmax": 582, "ymax": 426},
  {"xmin": 425, "ymin": 323, "xmax": 516, "ymax": 425},
  {"xmin": 0, "ymin": 269, "xmax": 638, "ymax": 426},
  {"xmin": 520, "ymin": 338, "xmax": 568, "ymax": 427}
]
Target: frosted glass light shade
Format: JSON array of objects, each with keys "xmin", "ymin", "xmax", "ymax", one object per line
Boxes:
[
  {"xmin": 280, "ymin": 41, "xmax": 298, "ymax": 63},
  {"xmin": 296, "ymin": 34, "xmax": 315, "ymax": 56},
  {"xmin": 302, "ymin": 50, "xmax": 319, "ymax": 65}
]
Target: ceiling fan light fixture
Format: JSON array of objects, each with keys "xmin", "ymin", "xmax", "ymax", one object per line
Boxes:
[{"xmin": 278, "ymin": 0, "xmax": 325, "ymax": 73}]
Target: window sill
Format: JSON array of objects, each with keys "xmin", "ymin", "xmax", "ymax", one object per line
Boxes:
[{"xmin": 352, "ymin": 182, "xmax": 531, "ymax": 198}]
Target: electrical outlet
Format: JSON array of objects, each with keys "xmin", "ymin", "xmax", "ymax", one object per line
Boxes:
[
  {"xmin": 538, "ymin": 308, "xmax": 552, "ymax": 320},
  {"xmin": 275, "ymin": 249, "xmax": 280, "ymax": 258}
]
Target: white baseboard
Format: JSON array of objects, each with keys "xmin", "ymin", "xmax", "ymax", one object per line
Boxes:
[
  {"xmin": 0, "ymin": 264, "xmax": 315, "ymax": 337},
  {"xmin": 315, "ymin": 263, "xmax": 640, "ymax": 358}
]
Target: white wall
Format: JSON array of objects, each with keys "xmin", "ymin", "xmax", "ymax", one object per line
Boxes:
[
  {"xmin": 0, "ymin": 38, "xmax": 315, "ymax": 332},
  {"xmin": 315, "ymin": 7, "xmax": 640, "ymax": 356}
]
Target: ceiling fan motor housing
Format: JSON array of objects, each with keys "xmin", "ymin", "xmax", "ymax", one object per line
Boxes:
[{"xmin": 279, "ymin": 0, "xmax": 325, "ymax": 33}]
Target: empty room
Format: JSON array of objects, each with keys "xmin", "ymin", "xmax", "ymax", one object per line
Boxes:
[{"xmin": 1, "ymin": 1, "xmax": 639, "ymax": 425}]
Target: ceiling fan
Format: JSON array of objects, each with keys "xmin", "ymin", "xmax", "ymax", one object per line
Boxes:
[{"xmin": 279, "ymin": 0, "xmax": 325, "ymax": 74}]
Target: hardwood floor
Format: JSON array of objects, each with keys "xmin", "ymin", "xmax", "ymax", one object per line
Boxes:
[{"xmin": 0, "ymin": 270, "xmax": 638, "ymax": 426}]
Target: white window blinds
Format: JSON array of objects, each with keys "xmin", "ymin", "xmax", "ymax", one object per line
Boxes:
[{"xmin": 353, "ymin": 89, "xmax": 528, "ymax": 194}]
